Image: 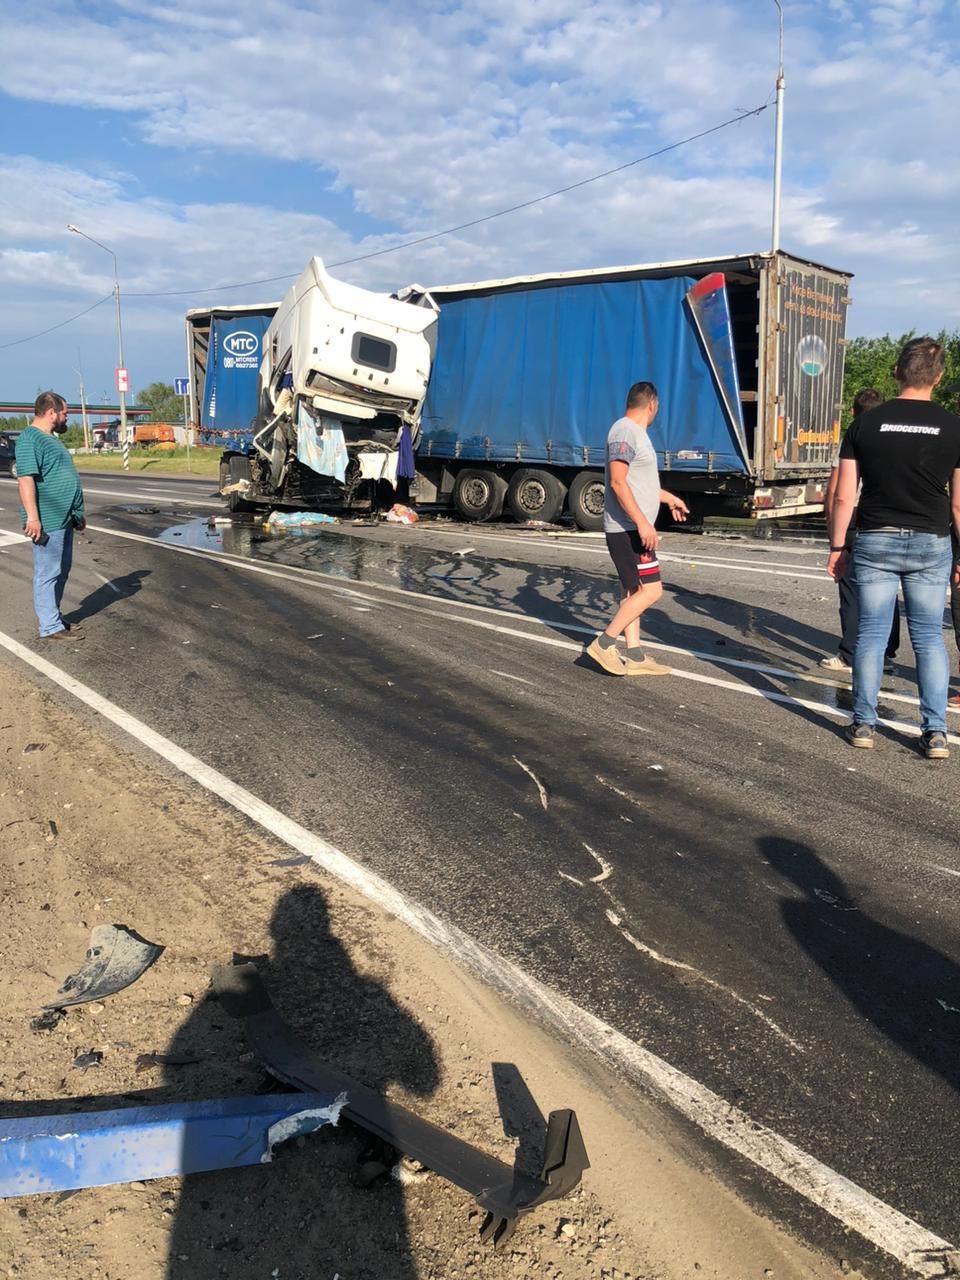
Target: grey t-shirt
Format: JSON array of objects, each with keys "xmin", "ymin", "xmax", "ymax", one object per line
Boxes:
[{"xmin": 603, "ymin": 416, "xmax": 660, "ymax": 533}]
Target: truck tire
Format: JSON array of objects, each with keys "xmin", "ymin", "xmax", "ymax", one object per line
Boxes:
[
  {"xmin": 224, "ymin": 454, "xmax": 256, "ymax": 513},
  {"xmin": 568, "ymin": 470, "xmax": 605, "ymax": 531},
  {"xmin": 506, "ymin": 468, "xmax": 567, "ymax": 524},
  {"xmin": 453, "ymin": 468, "xmax": 507, "ymax": 521}
]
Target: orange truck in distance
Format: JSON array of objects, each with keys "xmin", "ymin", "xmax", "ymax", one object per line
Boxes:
[{"xmin": 133, "ymin": 423, "xmax": 176, "ymax": 447}]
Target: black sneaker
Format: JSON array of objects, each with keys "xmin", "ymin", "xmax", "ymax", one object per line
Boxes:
[
  {"xmin": 845, "ymin": 722, "xmax": 875, "ymax": 749},
  {"xmin": 920, "ymin": 731, "xmax": 949, "ymax": 760}
]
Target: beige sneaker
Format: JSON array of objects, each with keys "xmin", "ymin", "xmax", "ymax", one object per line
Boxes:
[
  {"xmin": 586, "ymin": 637, "xmax": 626, "ymax": 675},
  {"xmin": 623, "ymin": 655, "xmax": 671, "ymax": 676}
]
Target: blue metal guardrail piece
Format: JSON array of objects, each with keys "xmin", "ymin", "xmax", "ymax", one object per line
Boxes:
[{"xmin": 0, "ymin": 1092, "xmax": 343, "ymax": 1197}]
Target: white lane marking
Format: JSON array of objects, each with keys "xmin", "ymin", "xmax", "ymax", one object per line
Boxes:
[
  {"xmin": 489, "ymin": 669, "xmax": 535, "ymax": 686},
  {"xmin": 75, "ymin": 523, "xmax": 960, "ymax": 738},
  {"xmin": 0, "ymin": 627, "xmax": 947, "ymax": 1276},
  {"xmin": 0, "ymin": 531, "xmax": 28, "ymax": 548},
  {"xmin": 425, "ymin": 523, "xmax": 825, "ymax": 567},
  {"xmin": 78, "ymin": 484, "xmax": 221, "ymax": 507},
  {"xmin": 659, "ymin": 553, "xmax": 825, "ymax": 582},
  {"xmin": 91, "ymin": 570, "xmax": 123, "ymax": 595}
]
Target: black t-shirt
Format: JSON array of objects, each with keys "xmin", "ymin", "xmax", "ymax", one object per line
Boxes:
[{"xmin": 839, "ymin": 398, "xmax": 960, "ymax": 533}]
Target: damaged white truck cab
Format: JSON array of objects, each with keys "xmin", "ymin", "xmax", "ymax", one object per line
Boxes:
[{"xmin": 220, "ymin": 258, "xmax": 438, "ymax": 513}]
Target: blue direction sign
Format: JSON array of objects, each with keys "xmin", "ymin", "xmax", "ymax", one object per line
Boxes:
[{"xmin": 174, "ymin": 378, "xmax": 189, "ymax": 395}]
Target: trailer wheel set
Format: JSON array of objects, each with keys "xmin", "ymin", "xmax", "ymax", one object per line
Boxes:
[{"xmin": 450, "ymin": 465, "xmax": 603, "ymax": 530}]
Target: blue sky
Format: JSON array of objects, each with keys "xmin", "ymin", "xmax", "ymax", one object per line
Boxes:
[{"xmin": 1, "ymin": 0, "xmax": 957, "ymax": 408}]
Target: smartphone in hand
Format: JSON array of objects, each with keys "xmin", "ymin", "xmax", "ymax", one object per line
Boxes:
[{"xmin": 36, "ymin": 531, "xmax": 49, "ymax": 546}]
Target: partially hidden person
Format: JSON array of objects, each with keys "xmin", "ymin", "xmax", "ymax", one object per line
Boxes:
[
  {"xmin": 829, "ymin": 339, "xmax": 960, "ymax": 759},
  {"xmin": 820, "ymin": 387, "xmax": 900, "ymax": 675},
  {"xmin": 587, "ymin": 381, "xmax": 689, "ymax": 677},
  {"xmin": 16, "ymin": 391, "xmax": 86, "ymax": 641}
]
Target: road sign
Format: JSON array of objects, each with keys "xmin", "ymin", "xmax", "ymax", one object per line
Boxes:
[
  {"xmin": 174, "ymin": 378, "xmax": 189, "ymax": 396},
  {"xmin": 116, "ymin": 368, "xmax": 129, "ymax": 393}
]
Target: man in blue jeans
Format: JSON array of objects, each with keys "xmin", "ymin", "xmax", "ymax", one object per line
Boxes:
[
  {"xmin": 16, "ymin": 391, "xmax": 86, "ymax": 642},
  {"xmin": 829, "ymin": 338, "xmax": 960, "ymax": 759}
]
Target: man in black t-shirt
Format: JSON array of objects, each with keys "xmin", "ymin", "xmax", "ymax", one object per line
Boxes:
[{"xmin": 829, "ymin": 337, "xmax": 960, "ymax": 759}]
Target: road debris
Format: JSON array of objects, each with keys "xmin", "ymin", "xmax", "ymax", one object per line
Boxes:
[
  {"xmin": 44, "ymin": 924, "xmax": 164, "ymax": 1011},
  {"xmin": 212, "ymin": 960, "xmax": 589, "ymax": 1248},
  {"xmin": 72, "ymin": 1049, "xmax": 104, "ymax": 1072},
  {"xmin": 512, "ymin": 757, "xmax": 549, "ymax": 810}
]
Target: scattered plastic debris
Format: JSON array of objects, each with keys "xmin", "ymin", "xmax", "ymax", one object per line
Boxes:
[
  {"xmin": 30, "ymin": 1009, "xmax": 64, "ymax": 1034},
  {"xmin": 45, "ymin": 924, "xmax": 164, "ymax": 1011},
  {"xmin": 22, "ymin": 743, "xmax": 47, "ymax": 754},
  {"xmin": 384, "ymin": 503, "xmax": 418, "ymax": 525},
  {"xmin": 261, "ymin": 1096, "xmax": 347, "ymax": 1163},
  {"xmin": 135, "ymin": 1052, "xmax": 203, "ymax": 1074},
  {"xmin": 264, "ymin": 510, "xmax": 338, "ymax": 531},
  {"xmin": 73, "ymin": 1049, "xmax": 104, "ymax": 1072},
  {"xmin": 936, "ymin": 999, "xmax": 960, "ymax": 1015},
  {"xmin": 269, "ymin": 855, "xmax": 312, "ymax": 868}
]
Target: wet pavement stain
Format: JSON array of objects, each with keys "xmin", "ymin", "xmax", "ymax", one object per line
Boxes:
[{"xmin": 149, "ymin": 516, "xmax": 907, "ymax": 724}]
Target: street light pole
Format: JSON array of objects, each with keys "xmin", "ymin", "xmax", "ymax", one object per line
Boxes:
[
  {"xmin": 66, "ymin": 224, "xmax": 129, "ymax": 470},
  {"xmin": 72, "ymin": 353, "xmax": 90, "ymax": 451},
  {"xmin": 771, "ymin": 0, "xmax": 785, "ymax": 255}
]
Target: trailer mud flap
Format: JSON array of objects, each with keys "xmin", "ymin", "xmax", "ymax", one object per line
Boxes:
[{"xmin": 212, "ymin": 961, "xmax": 589, "ymax": 1245}]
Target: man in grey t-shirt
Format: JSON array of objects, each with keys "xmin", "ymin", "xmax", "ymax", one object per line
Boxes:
[{"xmin": 586, "ymin": 381, "xmax": 689, "ymax": 676}]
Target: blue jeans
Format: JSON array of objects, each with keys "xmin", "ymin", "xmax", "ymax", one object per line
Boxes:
[
  {"xmin": 852, "ymin": 530, "xmax": 952, "ymax": 732},
  {"xmin": 31, "ymin": 525, "xmax": 74, "ymax": 637}
]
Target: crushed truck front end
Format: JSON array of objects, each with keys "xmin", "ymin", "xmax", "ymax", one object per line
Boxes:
[{"xmin": 221, "ymin": 258, "xmax": 437, "ymax": 513}]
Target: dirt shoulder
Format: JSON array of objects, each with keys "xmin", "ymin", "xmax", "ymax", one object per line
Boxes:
[{"xmin": 0, "ymin": 661, "xmax": 845, "ymax": 1280}]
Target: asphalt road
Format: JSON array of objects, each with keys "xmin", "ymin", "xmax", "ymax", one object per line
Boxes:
[{"xmin": 1, "ymin": 471, "xmax": 958, "ymax": 1276}]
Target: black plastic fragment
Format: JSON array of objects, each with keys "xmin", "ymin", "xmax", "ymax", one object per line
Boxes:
[
  {"xmin": 45, "ymin": 924, "xmax": 163, "ymax": 1011},
  {"xmin": 211, "ymin": 962, "xmax": 588, "ymax": 1243}
]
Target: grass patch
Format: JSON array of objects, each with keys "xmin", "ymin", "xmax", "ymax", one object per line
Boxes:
[{"xmin": 72, "ymin": 446, "xmax": 223, "ymax": 477}]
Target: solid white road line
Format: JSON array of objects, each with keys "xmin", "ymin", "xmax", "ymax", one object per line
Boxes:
[
  {"xmin": 0, "ymin": 626, "xmax": 951, "ymax": 1276},
  {"xmin": 80, "ymin": 523, "xmax": 960, "ymax": 733}
]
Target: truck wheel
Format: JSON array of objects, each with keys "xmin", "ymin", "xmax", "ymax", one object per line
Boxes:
[
  {"xmin": 453, "ymin": 468, "xmax": 507, "ymax": 521},
  {"xmin": 506, "ymin": 469, "xmax": 566, "ymax": 524},
  {"xmin": 224, "ymin": 455, "xmax": 256, "ymax": 513},
  {"xmin": 568, "ymin": 470, "xmax": 605, "ymax": 531}
]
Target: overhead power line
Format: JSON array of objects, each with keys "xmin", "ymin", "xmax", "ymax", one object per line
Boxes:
[
  {"xmin": 1, "ymin": 102, "xmax": 769, "ymax": 347},
  {"xmin": 0, "ymin": 293, "xmax": 113, "ymax": 350},
  {"xmin": 127, "ymin": 102, "xmax": 769, "ymax": 299}
]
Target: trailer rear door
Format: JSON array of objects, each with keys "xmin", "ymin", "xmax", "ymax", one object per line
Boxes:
[{"xmin": 760, "ymin": 257, "xmax": 850, "ymax": 478}]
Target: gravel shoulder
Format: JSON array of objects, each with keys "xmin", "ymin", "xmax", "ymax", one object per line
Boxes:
[{"xmin": 0, "ymin": 661, "xmax": 849, "ymax": 1280}]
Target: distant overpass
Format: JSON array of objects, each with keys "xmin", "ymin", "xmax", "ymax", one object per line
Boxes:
[{"xmin": 0, "ymin": 402, "xmax": 151, "ymax": 418}]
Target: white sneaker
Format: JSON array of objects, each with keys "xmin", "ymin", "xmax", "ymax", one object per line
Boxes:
[{"xmin": 819, "ymin": 655, "xmax": 851, "ymax": 672}]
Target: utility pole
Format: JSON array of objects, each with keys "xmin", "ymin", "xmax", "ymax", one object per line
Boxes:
[
  {"xmin": 771, "ymin": 0, "xmax": 785, "ymax": 254},
  {"xmin": 73, "ymin": 354, "xmax": 90, "ymax": 450}
]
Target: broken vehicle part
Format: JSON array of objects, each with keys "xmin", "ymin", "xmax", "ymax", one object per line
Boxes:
[
  {"xmin": 72, "ymin": 1049, "xmax": 104, "ymax": 1072},
  {"xmin": 29, "ymin": 1009, "xmax": 64, "ymax": 1034},
  {"xmin": 212, "ymin": 962, "xmax": 588, "ymax": 1245},
  {"xmin": 45, "ymin": 924, "xmax": 163, "ymax": 1011},
  {"xmin": 0, "ymin": 1092, "xmax": 343, "ymax": 1198}
]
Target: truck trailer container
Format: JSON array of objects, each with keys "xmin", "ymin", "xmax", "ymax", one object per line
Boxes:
[
  {"xmin": 406, "ymin": 250, "xmax": 851, "ymax": 527},
  {"xmin": 187, "ymin": 249, "xmax": 850, "ymax": 525}
]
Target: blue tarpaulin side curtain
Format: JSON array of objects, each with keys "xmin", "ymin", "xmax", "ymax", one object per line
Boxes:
[{"xmin": 420, "ymin": 276, "xmax": 747, "ymax": 473}]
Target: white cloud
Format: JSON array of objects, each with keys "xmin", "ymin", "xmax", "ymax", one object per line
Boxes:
[{"xmin": 0, "ymin": 0, "xmax": 957, "ymax": 398}]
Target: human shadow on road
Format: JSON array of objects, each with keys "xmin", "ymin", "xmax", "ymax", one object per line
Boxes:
[
  {"xmin": 760, "ymin": 836, "xmax": 960, "ymax": 1091},
  {"xmin": 164, "ymin": 882, "xmax": 440, "ymax": 1279},
  {"xmin": 64, "ymin": 569, "xmax": 151, "ymax": 625}
]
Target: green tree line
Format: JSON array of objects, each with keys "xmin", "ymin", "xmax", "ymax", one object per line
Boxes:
[{"xmin": 842, "ymin": 329, "xmax": 960, "ymax": 426}]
